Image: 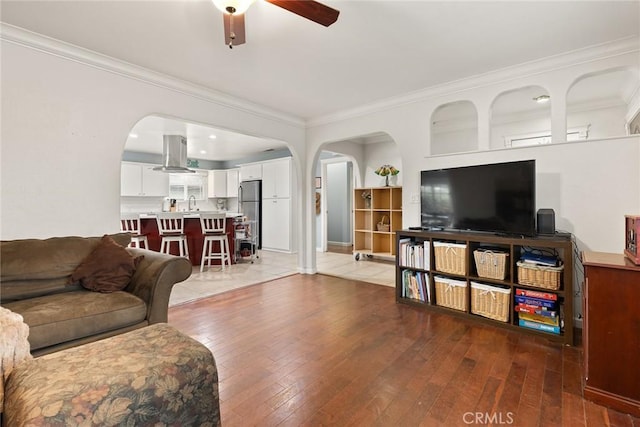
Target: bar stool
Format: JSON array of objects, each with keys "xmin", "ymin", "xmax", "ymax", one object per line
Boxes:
[
  {"xmin": 156, "ymin": 212, "xmax": 189, "ymax": 257},
  {"xmin": 120, "ymin": 213, "xmax": 149, "ymax": 249},
  {"xmin": 200, "ymin": 213, "xmax": 231, "ymax": 272}
]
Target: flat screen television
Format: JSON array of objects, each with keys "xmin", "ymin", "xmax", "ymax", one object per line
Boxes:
[{"xmin": 420, "ymin": 160, "xmax": 536, "ymax": 236}]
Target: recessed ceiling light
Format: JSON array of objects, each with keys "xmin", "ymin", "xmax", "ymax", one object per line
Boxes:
[
  {"xmin": 129, "ymin": 133, "xmax": 138, "ymax": 138},
  {"xmin": 208, "ymin": 134, "xmax": 217, "ymax": 140},
  {"xmin": 200, "ymin": 150, "xmax": 207, "ymax": 154},
  {"xmin": 533, "ymin": 95, "xmax": 550, "ymax": 103}
]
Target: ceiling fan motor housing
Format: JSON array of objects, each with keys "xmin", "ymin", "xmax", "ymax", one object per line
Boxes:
[{"xmin": 215, "ymin": 0, "xmax": 340, "ymax": 48}]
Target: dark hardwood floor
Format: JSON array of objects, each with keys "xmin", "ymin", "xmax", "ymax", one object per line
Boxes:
[{"xmin": 168, "ymin": 274, "xmax": 639, "ymax": 427}]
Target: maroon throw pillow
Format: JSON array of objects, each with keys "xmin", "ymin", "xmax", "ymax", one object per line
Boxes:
[{"xmin": 71, "ymin": 235, "xmax": 143, "ymax": 293}]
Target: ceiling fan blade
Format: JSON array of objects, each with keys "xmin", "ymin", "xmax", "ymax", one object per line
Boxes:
[
  {"xmin": 223, "ymin": 13, "xmax": 246, "ymax": 46},
  {"xmin": 266, "ymin": 0, "xmax": 339, "ymax": 27}
]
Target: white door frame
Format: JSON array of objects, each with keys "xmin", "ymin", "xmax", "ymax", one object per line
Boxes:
[{"xmin": 320, "ymin": 156, "xmax": 352, "ymax": 253}]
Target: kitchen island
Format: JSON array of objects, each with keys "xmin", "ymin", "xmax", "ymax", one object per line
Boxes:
[{"xmin": 137, "ymin": 212, "xmax": 241, "ymax": 267}]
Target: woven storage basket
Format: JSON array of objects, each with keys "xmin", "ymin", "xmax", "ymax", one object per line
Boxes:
[
  {"xmin": 377, "ymin": 215, "xmax": 390, "ymax": 232},
  {"xmin": 474, "ymin": 249, "xmax": 509, "ymax": 280},
  {"xmin": 433, "ymin": 242, "xmax": 466, "ymax": 275},
  {"xmin": 434, "ymin": 276, "xmax": 467, "ymax": 312},
  {"xmin": 471, "ymin": 282, "xmax": 511, "ymax": 322},
  {"xmin": 516, "ymin": 261, "xmax": 563, "ymax": 290}
]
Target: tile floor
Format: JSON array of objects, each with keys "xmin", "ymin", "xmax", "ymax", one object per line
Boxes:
[{"xmin": 169, "ymin": 250, "xmax": 396, "ymax": 306}]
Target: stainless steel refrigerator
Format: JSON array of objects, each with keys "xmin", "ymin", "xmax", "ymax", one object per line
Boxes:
[{"xmin": 239, "ymin": 180, "xmax": 261, "ymax": 248}]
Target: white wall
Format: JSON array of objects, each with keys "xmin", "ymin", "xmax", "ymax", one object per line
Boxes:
[
  {"xmin": 362, "ymin": 141, "xmax": 403, "ymax": 188},
  {"xmin": 432, "ymin": 127, "xmax": 478, "ymax": 154},
  {"xmin": 1, "ymin": 38, "xmax": 305, "ymax": 241}
]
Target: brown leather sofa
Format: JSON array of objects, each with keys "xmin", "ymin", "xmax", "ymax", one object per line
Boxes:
[{"xmin": 0, "ymin": 233, "xmax": 192, "ymax": 356}]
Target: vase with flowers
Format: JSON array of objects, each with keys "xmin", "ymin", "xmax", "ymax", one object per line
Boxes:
[
  {"xmin": 374, "ymin": 165, "xmax": 400, "ymax": 186},
  {"xmin": 361, "ymin": 190, "xmax": 372, "ymax": 208}
]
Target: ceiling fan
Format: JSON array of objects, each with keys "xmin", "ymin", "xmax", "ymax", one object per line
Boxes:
[{"xmin": 212, "ymin": 0, "xmax": 340, "ymax": 49}]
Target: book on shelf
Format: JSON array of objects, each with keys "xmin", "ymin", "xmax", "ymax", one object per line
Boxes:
[
  {"xmin": 398, "ymin": 239, "xmax": 430, "ymax": 270},
  {"xmin": 410, "ymin": 274, "xmax": 421, "ymax": 301},
  {"xmin": 514, "ymin": 295, "xmax": 557, "ymax": 309},
  {"xmin": 422, "ymin": 274, "xmax": 429, "ymax": 301},
  {"xmin": 423, "ymin": 241, "xmax": 430, "ymax": 270},
  {"xmin": 515, "ymin": 288, "xmax": 557, "ymax": 301},
  {"xmin": 518, "ymin": 318, "xmax": 561, "ymax": 334},
  {"xmin": 515, "ymin": 304, "xmax": 557, "ymax": 317},
  {"xmin": 402, "ymin": 270, "xmax": 430, "ymax": 303},
  {"xmin": 518, "ymin": 312, "xmax": 560, "ymax": 327},
  {"xmin": 399, "ymin": 238, "xmax": 411, "ymax": 267}
]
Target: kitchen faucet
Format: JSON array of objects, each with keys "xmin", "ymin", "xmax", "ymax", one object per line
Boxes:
[{"xmin": 188, "ymin": 195, "xmax": 196, "ymax": 211}]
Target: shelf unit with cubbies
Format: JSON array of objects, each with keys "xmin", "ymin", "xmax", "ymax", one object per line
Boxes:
[
  {"xmin": 396, "ymin": 229, "xmax": 574, "ymax": 345},
  {"xmin": 353, "ymin": 186, "xmax": 402, "ymax": 261}
]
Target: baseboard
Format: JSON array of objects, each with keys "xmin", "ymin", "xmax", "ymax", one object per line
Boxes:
[{"xmin": 327, "ymin": 241, "xmax": 352, "ymax": 247}]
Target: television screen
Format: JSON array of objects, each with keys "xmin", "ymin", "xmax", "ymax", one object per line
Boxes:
[{"xmin": 420, "ymin": 160, "xmax": 536, "ymax": 236}]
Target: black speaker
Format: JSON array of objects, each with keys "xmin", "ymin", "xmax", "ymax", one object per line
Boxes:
[{"xmin": 537, "ymin": 208, "xmax": 555, "ymax": 235}]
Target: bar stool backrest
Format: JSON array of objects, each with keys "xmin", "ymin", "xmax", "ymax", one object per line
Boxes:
[
  {"xmin": 120, "ymin": 213, "xmax": 142, "ymax": 234},
  {"xmin": 200, "ymin": 213, "xmax": 226, "ymax": 235},
  {"xmin": 156, "ymin": 213, "xmax": 185, "ymax": 235}
]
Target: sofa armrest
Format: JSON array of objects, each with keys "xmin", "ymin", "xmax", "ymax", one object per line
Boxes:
[{"xmin": 124, "ymin": 249, "xmax": 192, "ymax": 323}]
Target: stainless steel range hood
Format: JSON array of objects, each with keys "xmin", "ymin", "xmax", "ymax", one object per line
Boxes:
[{"xmin": 153, "ymin": 135, "xmax": 195, "ymax": 173}]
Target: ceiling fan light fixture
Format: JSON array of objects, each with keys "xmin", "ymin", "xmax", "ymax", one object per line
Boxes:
[{"xmin": 212, "ymin": 0, "xmax": 256, "ymax": 14}]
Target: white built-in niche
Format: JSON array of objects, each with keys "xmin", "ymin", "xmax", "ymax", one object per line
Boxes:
[{"xmin": 429, "ymin": 66, "xmax": 640, "ymax": 156}]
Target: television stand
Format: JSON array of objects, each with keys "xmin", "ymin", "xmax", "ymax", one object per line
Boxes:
[{"xmin": 396, "ymin": 228, "xmax": 574, "ymax": 346}]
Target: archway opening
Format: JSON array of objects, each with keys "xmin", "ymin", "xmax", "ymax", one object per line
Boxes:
[
  {"xmin": 310, "ymin": 132, "xmax": 400, "ymax": 287},
  {"xmin": 567, "ymin": 67, "xmax": 640, "ymax": 140},
  {"xmin": 490, "ymin": 85, "xmax": 551, "ymax": 148},
  {"xmin": 431, "ymin": 101, "xmax": 478, "ymax": 155}
]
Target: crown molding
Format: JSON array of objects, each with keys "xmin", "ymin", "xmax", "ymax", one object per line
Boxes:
[
  {"xmin": 0, "ymin": 23, "xmax": 305, "ymax": 129},
  {"xmin": 308, "ymin": 36, "xmax": 640, "ymax": 128}
]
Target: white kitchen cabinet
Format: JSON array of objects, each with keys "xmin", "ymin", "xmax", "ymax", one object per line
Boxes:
[
  {"xmin": 208, "ymin": 170, "xmax": 228, "ymax": 198},
  {"xmin": 239, "ymin": 163, "xmax": 262, "ymax": 181},
  {"xmin": 262, "ymin": 158, "xmax": 291, "ymax": 198},
  {"xmin": 121, "ymin": 163, "xmax": 142, "ymax": 196},
  {"xmin": 121, "ymin": 162, "xmax": 169, "ymax": 197},
  {"xmin": 262, "ymin": 198, "xmax": 291, "ymax": 251},
  {"xmin": 170, "ymin": 172, "xmax": 207, "ymax": 200},
  {"xmin": 261, "ymin": 157, "xmax": 293, "ymax": 252},
  {"xmin": 141, "ymin": 166, "xmax": 170, "ymax": 197},
  {"xmin": 226, "ymin": 169, "xmax": 239, "ymax": 197}
]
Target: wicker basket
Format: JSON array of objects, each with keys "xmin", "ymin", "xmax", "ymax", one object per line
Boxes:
[
  {"xmin": 474, "ymin": 249, "xmax": 509, "ymax": 280},
  {"xmin": 471, "ymin": 282, "xmax": 511, "ymax": 322},
  {"xmin": 434, "ymin": 242, "xmax": 467, "ymax": 275},
  {"xmin": 434, "ymin": 276, "xmax": 467, "ymax": 311},
  {"xmin": 517, "ymin": 261, "xmax": 563, "ymax": 290},
  {"xmin": 377, "ymin": 215, "xmax": 390, "ymax": 232}
]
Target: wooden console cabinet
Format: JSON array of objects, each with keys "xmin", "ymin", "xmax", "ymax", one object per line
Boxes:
[
  {"xmin": 581, "ymin": 251, "xmax": 640, "ymax": 416},
  {"xmin": 396, "ymin": 229, "xmax": 574, "ymax": 345}
]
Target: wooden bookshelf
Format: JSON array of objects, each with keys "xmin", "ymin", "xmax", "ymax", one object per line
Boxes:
[
  {"xmin": 353, "ymin": 186, "xmax": 402, "ymax": 261},
  {"xmin": 396, "ymin": 229, "xmax": 575, "ymax": 346}
]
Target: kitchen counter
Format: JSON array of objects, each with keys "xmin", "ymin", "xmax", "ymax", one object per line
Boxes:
[
  {"xmin": 136, "ymin": 212, "xmax": 242, "ymax": 266},
  {"xmin": 139, "ymin": 211, "xmax": 242, "ymax": 219}
]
